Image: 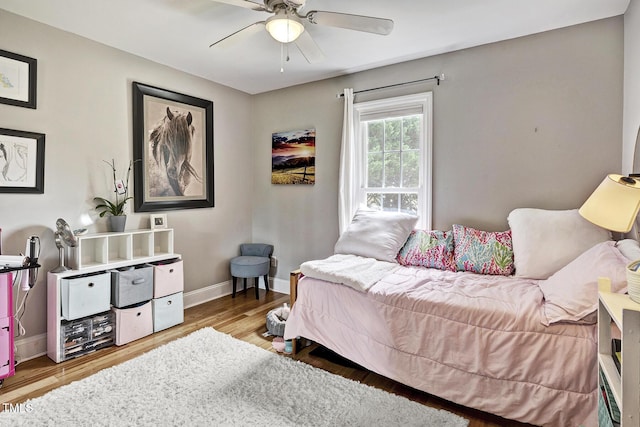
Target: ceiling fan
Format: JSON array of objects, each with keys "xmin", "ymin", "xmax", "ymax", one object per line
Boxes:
[{"xmin": 209, "ymin": 0, "xmax": 394, "ymax": 64}]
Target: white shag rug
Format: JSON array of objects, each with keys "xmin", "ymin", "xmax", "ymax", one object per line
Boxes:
[{"xmin": 1, "ymin": 328, "xmax": 468, "ymax": 427}]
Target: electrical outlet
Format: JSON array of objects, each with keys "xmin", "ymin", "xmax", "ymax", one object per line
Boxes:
[{"xmin": 271, "ymin": 256, "xmax": 278, "ymax": 268}]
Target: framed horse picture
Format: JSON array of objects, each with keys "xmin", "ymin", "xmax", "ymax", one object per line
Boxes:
[
  {"xmin": 0, "ymin": 128, "xmax": 45, "ymax": 193},
  {"xmin": 132, "ymin": 82, "xmax": 214, "ymax": 212}
]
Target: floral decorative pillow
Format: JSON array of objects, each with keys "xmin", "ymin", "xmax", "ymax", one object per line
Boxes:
[
  {"xmin": 397, "ymin": 230, "xmax": 456, "ymax": 271},
  {"xmin": 452, "ymin": 225, "xmax": 514, "ymax": 276}
]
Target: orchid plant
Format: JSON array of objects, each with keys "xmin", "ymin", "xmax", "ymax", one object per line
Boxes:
[{"xmin": 94, "ymin": 159, "xmax": 135, "ymax": 217}]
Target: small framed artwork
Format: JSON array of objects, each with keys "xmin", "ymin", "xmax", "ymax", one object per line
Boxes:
[
  {"xmin": 271, "ymin": 129, "xmax": 315, "ymax": 184},
  {"xmin": 0, "ymin": 49, "xmax": 37, "ymax": 109},
  {"xmin": 132, "ymin": 81, "xmax": 214, "ymax": 212},
  {"xmin": 0, "ymin": 128, "xmax": 45, "ymax": 193},
  {"xmin": 150, "ymin": 213, "xmax": 168, "ymax": 229}
]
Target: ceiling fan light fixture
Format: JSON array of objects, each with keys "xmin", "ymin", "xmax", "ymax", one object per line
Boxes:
[{"xmin": 266, "ymin": 10, "xmax": 304, "ymax": 43}]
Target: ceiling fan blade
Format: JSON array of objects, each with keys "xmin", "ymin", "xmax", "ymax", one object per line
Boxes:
[
  {"xmin": 209, "ymin": 21, "xmax": 266, "ymax": 48},
  {"xmin": 294, "ymin": 31, "xmax": 325, "ymax": 64},
  {"xmin": 210, "ymin": 0, "xmax": 267, "ymax": 11},
  {"xmin": 305, "ymin": 11, "xmax": 394, "ymax": 36}
]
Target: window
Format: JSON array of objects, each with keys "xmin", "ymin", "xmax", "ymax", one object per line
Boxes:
[{"xmin": 353, "ymin": 92, "xmax": 433, "ymax": 229}]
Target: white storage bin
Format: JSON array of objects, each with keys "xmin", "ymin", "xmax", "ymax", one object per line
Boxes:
[
  {"xmin": 152, "ymin": 292, "xmax": 184, "ymax": 332},
  {"xmin": 153, "ymin": 259, "xmax": 184, "ymax": 298},
  {"xmin": 111, "ymin": 264, "xmax": 153, "ymax": 308},
  {"xmin": 61, "ymin": 272, "xmax": 111, "ymax": 321},
  {"xmin": 112, "ymin": 301, "xmax": 153, "ymax": 346}
]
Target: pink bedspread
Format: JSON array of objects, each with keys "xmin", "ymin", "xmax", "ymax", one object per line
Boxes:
[{"xmin": 284, "ymin": 266, "xmax": 597, "ymax": 427}]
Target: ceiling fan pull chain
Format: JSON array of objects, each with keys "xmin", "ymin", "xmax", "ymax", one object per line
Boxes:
[{"xmin": 280, "ymin": 42, "xmax": 284, "ymax": 73}]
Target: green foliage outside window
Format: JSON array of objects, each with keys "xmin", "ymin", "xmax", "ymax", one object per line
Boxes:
[{"xmin": 365, "ymin": 115, "xmax": 421, "ymax": 215}]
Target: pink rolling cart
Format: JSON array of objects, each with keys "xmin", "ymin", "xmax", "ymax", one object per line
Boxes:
[{"xmin": 0, "ymin": 271, "xmax": 14, "ymax": 386}]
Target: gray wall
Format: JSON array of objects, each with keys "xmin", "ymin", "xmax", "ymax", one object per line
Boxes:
[
  {"xmin": 252, "ymin": 17, "xmax": 624, "ymax": 281},
  {"xmin": 0, "ymin": 10, "xmax": 253, "ymax": 338},
  {"xmin": 624, "ymin": 0, "xmax": 640, "ymax": 174},
  {"xmin": 0, "ymin": 10, "xmax": 625, "ymax": 343}
]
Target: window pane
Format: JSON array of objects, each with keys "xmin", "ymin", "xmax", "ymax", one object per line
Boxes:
[
  {"xmin": 402, "ymin": 150, "xmax": 419, "ymax": 187},
  {"xmin": 402, "ymin": 116, "xmax": 421, "ymax": 150},
  {"xmin": 401, "ymin": 193, "xmax": 418, "ymax": 214},
  {"xmin": 384, "ymin": 152, "xmax": 400, "ymax": 187},
  {"xmin": 367, "ymin": 152, "xmax": 383, "ymax": 187},
  {"xmin": 383, "ymin": 193, "xmax": 398, "ymax": 211},
  {"xmin": 366, "ymin": 192, "xmax": 417, "ymax": 215},
  {"xmin": 366, "ymin": 193, "xmax": 382, "ymax": 210},
  {"xmin": 384, "ymin": 119, "xmax": 401, "ymax": 151},
  {"xmin": 367, "ymin": 121, "xmax": 383, "ymax": 153},
  {"xmin": 354, "ymin": 93, "xmax": 431, "ymax": 229}
]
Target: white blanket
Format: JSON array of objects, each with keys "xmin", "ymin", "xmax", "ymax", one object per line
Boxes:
[{"xmin": 300, "ymin": 254, "xmax": 399, "ymax": 292}]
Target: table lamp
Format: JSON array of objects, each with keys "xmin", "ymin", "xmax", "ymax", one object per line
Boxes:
[
  {"xmin": 580, "ymin": 174, "xmax": 640, "ymax": 302},
  {"xmin": 579, "ymin": 174, "xmax": 640, "ymax": 233}
]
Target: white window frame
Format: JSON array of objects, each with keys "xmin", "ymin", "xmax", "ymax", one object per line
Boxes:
[{"xmin": 352, "ymin": 92, "xmax": 433, "ymax": 229}]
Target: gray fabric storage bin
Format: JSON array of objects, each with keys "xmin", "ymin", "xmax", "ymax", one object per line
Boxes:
[{"xmin": 111, "ymin": 264, "xmax": 153, "ymax": 308}]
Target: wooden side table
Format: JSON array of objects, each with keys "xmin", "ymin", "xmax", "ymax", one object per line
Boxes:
[{"xmin": 289, "ymin": 269, "xmax": 301, "ymax": 354}]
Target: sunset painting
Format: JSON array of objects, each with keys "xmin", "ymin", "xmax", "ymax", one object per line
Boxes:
[{"xmin": 271, "ymin": 128, "xmax": 315, "ymax": 185}]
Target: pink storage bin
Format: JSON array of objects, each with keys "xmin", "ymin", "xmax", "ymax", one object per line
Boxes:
[
  {"xmin": 153, "ymin": 259, "xmax": 184, "ymax": 298},
  {"xmin": 112, "ymin": 301, "xmax": 153, "ymax": 346}
]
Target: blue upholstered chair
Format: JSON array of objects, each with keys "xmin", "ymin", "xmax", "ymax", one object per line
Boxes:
[{"xmin": 230, "ymin": 243, "xmax": 273, "ymax": 299}]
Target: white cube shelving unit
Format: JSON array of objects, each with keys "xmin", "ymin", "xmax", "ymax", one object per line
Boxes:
[
  {"xmin": 48, "ymin": 228, "xmax": 181, "ymax": 363},
  {"xmin": 69, "ymin": 229, "xmax": 174, "ymax": 270}
]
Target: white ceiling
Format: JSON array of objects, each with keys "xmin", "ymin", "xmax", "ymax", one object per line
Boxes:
[{"xmin": 0, "ymin": 0, "xmax": 630, "ymax": 94}]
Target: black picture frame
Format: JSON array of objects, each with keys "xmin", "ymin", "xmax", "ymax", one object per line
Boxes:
[
  {"xmin": 0, "ymin": 128, "xmax": 45, "ymax": 193},
  {"xmin": 0, "ymin": 49, "xmax": 37, "ymax": 109},
  {"xmin": 132, "ymin": 82, "xmax": 214, "ymax": 212}
]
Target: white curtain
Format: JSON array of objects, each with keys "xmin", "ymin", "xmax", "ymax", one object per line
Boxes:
[{"xmin": 338, "ymin": 88, "xmax": 355, "ymax": 235}]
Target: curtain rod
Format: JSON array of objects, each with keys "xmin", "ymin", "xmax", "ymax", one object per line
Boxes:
[{"xmin": 337, "ymin": 74, "xmax": 445, "ymax": 98}]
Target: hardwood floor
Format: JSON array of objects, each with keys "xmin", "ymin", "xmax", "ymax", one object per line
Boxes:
[{"xmin": 1, "ymin": 289, "xmax": 534, "ymax": 426}]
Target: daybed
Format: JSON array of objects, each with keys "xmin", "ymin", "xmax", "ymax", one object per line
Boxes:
[{"xmin": 284, "ymin": 208, "xmax": 638, "ymax": 427}]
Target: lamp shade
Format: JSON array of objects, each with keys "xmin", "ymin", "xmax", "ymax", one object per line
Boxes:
[
  {"xmin": 579, "ymin": 174, "xmax": 640, "ymax": 233},
  {"xmin": 266, "ymin": 11, "xmax": 304, "ymax": 43}
]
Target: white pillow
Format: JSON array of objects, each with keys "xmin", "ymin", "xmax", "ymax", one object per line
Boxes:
[
  {"xmin": 334, "ymin": 209, "xmax": 418, "ymax": 263},
  {"xmin": 538, "ymin": 241, "xmax": 629, "ymax": 325},
  {"xmin": 617, "ymin": 239, "xmax": 640, "ymax": 261},
  {"xmin": 508, "ymin": 208, "xmax": 611, "ymax": 279}
]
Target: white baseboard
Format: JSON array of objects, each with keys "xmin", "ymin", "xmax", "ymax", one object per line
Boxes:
[
  {"xmin": 183, "ymin": 280, "xmax": 233, "ymax": 309},
  {"xmin": 184, "ymin": 276, "xmax": 289, "ymax": 308},
  {"xmin": 268, "ymin": 277, "xmax": 290, "ymax": 295},
  {"xmin": 15, "ymin": 276, "xmax": 290, "ymax": 362},
  {"xmin": 14, "ymin": 332, "xmax": 47, "ymax": 365}
]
